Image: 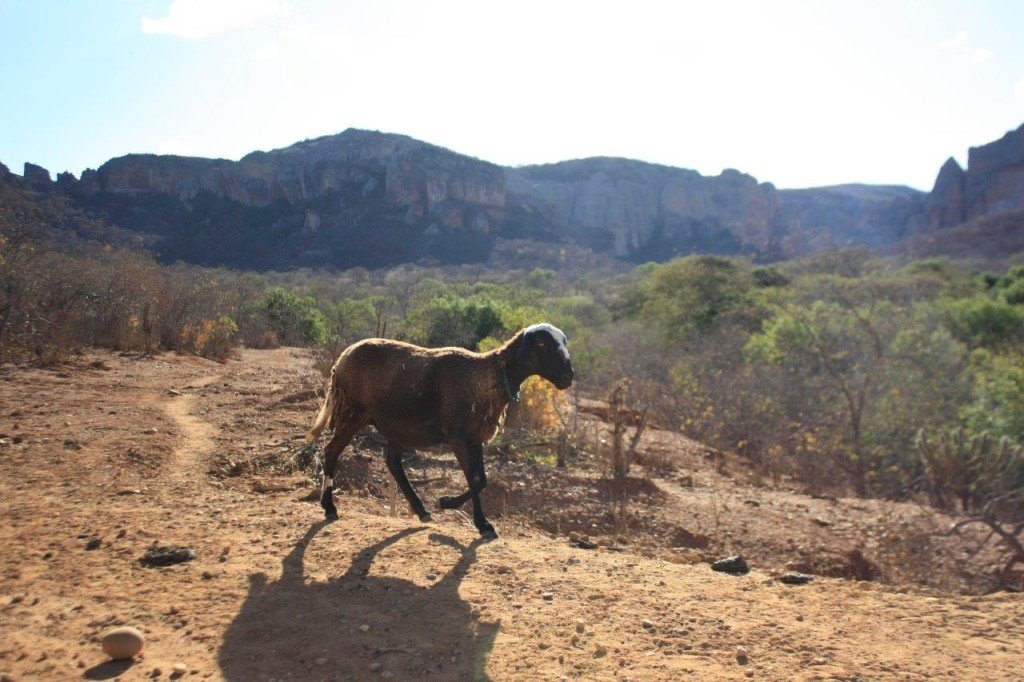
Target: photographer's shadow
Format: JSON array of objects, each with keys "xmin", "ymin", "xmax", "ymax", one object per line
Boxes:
[{"xmin": 218, "ymin": 522, "xmax": 498, "ymax": 680}]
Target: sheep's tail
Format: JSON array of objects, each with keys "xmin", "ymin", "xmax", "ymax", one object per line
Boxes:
[{"xmin": 306, "ymin": 380, "xmax": 338, "ymax": 444}]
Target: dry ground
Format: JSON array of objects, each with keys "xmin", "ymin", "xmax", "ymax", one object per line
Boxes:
[{"xmin": 0, "ymin": 348, "xmax": 1022, "ymax": 681}]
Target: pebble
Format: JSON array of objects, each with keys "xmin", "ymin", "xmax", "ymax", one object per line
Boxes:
[
  {"xmin": 380, "ymin": 672, "xmax": 394, "ymax": 680},
  {"xmin": 736, "ymin": 646, "xmax": 748, "ymax": 663},
  {"xmin": 711, "ymin": 556, "xmax": 749, "ymax": 575},
  {"xmin": 358, "ymin": 624, "xmax": 370, "ymax": 633},
  {"xmin": 575, "ymin": 619, "xmax": 586, "ymax": 633},
  {"xmin": 143, "ymin": 428, "xmax": 159, "ymax": 435},
  {"xmin": 642, "ymin": 619, "xmax": 655, "ymax": 630},
  {"xmin": 171, "ymin": 662, "xmax": 187, "ymax": 676},
  {"xmin": 315, "ymin": 657, "xmax": 327, "ymax": 666},
  {"xmin": 369, "ymin": 661, "xmax": 383, "ymax": 672},
  {"xmin": 778, "ymin": 572, "xmax": 812, "ymax": 585},
  {"xmin": 541, "ymin": 592, "xmax": 554, "ymax": 601},
  {"xmin": 594, "ymin": 643, "xmax": 608, "ymax": 658}
]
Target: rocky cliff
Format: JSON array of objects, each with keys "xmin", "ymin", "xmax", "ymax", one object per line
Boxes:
[
  {"xmin": 926, "ymin": 122, "xmax": 1024, "ymax": 231},
  {"xmin": 13, "ymin": 123, "xmax": 1024, "ymax": 269},
  {"xmin": 506, "ymin": 160, "xmax": 777, "ymax": 259},
  {"xmin": 777, "ymin": 184, "xmax": 925, "ymax": 255}
]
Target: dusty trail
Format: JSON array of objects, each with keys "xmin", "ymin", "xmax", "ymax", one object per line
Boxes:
[
  {"xmin": 162, "ymin": 375, "xmax": 221, "ymax": 480},
  {"xmin": 0, "ymin": 349, "xmax": 1021, "ymax": 681}
]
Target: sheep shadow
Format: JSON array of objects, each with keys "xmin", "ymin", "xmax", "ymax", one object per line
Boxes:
[{"xmin": 218, "ymin": 522, "xmax": 499, "ymax": 681}]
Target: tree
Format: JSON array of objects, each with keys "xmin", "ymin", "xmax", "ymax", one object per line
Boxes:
[{"xmin": 259, "ymin": 287, "xmax": 328, "ymax": 346}]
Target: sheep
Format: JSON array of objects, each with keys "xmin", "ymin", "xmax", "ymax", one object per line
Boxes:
[{"xmin": 306, "ymin": 323, "xmax": 573, "ymax": 539}]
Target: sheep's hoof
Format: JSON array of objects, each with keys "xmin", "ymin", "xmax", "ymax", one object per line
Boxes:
[
  {"xmin": 437, "ymin": 496, "xmax": 457, "ymax": 510},
  {"xmin": 479, "ymin": 526, "xmax": 499, "ymax": 541},
  {"xmin": 324, "ymin": 511, "xmax": 339, "ymax": 521},
  {"xmin": 418, "ymin": 512, "xmax": 434, "ymax": 523}
]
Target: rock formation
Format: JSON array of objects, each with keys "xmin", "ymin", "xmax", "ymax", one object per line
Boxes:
[
  {"xmin": 77, "ymin": 129, "xmax": 920, "ymax": 266},
  {"xmin": 506, "ymin": 159, "xmax": 777, "ymax": 259},
  {"xmin": 964, "ymin": 122, "xmax": 1024, "ymax": 219},
  {"xmin": 22, "ymin": 163, "xmax": 53, "ymax": 193},
  {"xmin": 925, "ymin": 158, "xmax": 967, "ymax": 231},
  {"xmin": 5, "ymin": 121, "xmax": 1022, "ymax": 269}
]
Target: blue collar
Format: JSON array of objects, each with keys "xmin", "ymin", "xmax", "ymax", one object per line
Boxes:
[{"xmin": 502, "ymin": 366, "xmax": 520, "ymax": 402}]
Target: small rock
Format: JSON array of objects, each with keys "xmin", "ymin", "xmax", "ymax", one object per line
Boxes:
[
  {"xmin": 140, "ymin": 546, "xmax": 196, "ymax": 567},
  {"xmin": 380, "ymin": 672, "xmax": 394, "ymax": 680},
  {"xmin": 369, "ymin": 661, "xmax": 383, "ymax": 672},
  {"xmin": 167, "ymin": 390, "xmax": 182, "ymax": 396},
  {"xmin": 315, "ymin": 657, "xmax": 327, "ymax": 666},
  {"xmin": 171, "ymin": 662, "xmax": 187, "ymax": 677},
  {"xmin": 541, "ymin": 592, "xmax": 554, "ymax": 601},
  {"xmin": 151, "ymin": 667, "xmax": 162, "ymax": 677},
  {"xmin": 101, "ymin": 626, "xmax": 145, "ymax": 660},
  {"xmin": 711, "ymin": 556, "xmax": 749, "ymax": 575},
  {"xmin": 575, "ymin": 619, "xmax": 586, "ymax": 633},
  {"xmin": 358, "ymin": 624, "xmax": 370, "ymax": 633},
  {"xmin": 570, "ymin": 536, "xmax": 598, "ymax": 550},
  {"xmin": 201, "ymin": 571, "xmax": 214, "ymax": 580},
  {"xmin": 594, "ymin": 643, "xmax": 608, "ymax": 658},
  {"xmin": 85, "ymin": 537, "xmax": 102, "ymax": 551},
  {"xmin": 736, "ymin": 646, "xmax": 748, "ymax": 663},
  {"xmin": 642, "ymin": 619, "xmax": 655, "ymax": 630},
  {"xmin": 778, "ymin": 572, "xmax": 812, "ymax": 585},
  {"xmin": 143, "ymin": 428, "xmax": 158, "ymax": 435}
]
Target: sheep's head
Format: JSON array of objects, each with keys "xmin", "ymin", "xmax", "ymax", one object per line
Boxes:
[{"xmin": 516, "ymin": 323, "xmax": 574, "ymax": 390}]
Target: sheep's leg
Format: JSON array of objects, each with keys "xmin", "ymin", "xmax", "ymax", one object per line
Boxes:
[
  {"xmin": 320, "ymin": 412, "xmax": 365, "ymax": 521},
  {"xmin": 385, "ymin": 442, "xmax": 432, "ymax": 523},
  {"xmin": 443, "ymin": 442, "xmax": 496, "ymax": 540}
]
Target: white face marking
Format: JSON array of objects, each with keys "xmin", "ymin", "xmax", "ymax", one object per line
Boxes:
[{"xmin": 524, "ymin": 323, "xmax": 568, "ymax": 354}]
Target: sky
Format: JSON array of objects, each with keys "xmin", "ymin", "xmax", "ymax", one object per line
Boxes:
[{"xmin": 1, "ymin": 1, "xmax": 1022, "ymax": 190}]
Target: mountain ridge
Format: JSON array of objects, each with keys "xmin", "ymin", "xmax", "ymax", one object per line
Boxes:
[{"xmin": 6, "ymin": 122, "xmax": 1023, "ymax": 269}]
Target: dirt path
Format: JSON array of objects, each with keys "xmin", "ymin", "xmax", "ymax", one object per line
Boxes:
[
  {"xmin": 0, "ymin": 350, "xmax": 1022, "ymax": 681},
  {"xmin": 162, "ymin": 375, "xmax": 221, "ymax": 480}
]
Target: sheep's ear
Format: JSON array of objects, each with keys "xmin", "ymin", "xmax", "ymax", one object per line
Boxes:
[{"xmin": 515, "ymin": 330, "xmax": 535, "ymax": 366}]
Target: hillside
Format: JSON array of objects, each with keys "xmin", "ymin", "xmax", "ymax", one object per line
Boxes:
[{"xmin": 1, "ymin": 348, "xmax": 1021, "ymax": 680}]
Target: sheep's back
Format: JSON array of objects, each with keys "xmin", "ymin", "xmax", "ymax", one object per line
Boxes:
[{"xmin": 332, "ymin": 339, "xmax": 498, "ymax": 446}]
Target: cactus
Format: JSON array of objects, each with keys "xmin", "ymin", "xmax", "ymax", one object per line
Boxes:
[{"xmin": 916, "ymin": 427, "xmax": 1022, "ymax": 511}]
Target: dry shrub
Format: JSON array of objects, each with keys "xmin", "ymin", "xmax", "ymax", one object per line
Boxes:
[
  {"xmin": 872, "ymin": 513, "xmax": 947, "ymax": 588},
  {"xmin": 249, "ymin": 330, "xmax": 280, "ymax": 350},
  {"xmin": 178, "ymin": 316, "xmax": 238, "ymax": 361},
  {"xmin": 312, "ymin": 336, "xmax": 348, "ymax": 379},
  {"xmin": 505, "ymin": 375, "xmax": 568, "ymax": 434}
]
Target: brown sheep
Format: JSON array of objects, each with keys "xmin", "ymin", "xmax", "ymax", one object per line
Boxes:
[{"xmin": 307, "ymin": 323, "xmax": 573, "ymax": 538}]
